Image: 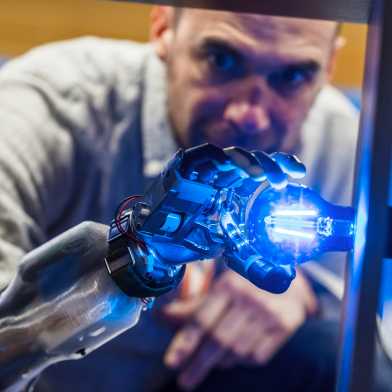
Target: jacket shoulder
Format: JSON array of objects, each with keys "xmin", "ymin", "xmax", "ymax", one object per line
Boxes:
[{"xmin": 0, "ymin": 37, "xmax": 151, "ymax": 96}]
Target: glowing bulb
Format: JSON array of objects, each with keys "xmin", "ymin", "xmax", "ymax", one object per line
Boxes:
[{"xmin": 246, "ymin": 183, "xmax": 355, "ymax": 264}]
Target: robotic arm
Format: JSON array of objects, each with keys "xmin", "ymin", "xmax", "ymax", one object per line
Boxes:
[{"xmin": 0, "ymin": 144, "xmax": 355, "ymax": 390}]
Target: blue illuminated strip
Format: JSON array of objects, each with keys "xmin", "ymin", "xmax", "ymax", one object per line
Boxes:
[
  {"xmin": 265, "ymin": 216, "xmax": 317, "ymax": 229},
  {"xmin": 272, "ymin": 227, "xmax": 316, "ymax": 240},
  {"xmin": 273, "ymin": 209, "xmax": 318, "ymax": 217}
]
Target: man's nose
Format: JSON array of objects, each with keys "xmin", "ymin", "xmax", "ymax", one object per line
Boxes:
[{"xmin": 223, "ymin": 99, "xmax": 271, "ymax": 135}]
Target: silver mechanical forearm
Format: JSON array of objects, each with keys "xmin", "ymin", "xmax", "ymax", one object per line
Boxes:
[{"xmin": 0, "ymin": 222, "xmax": 144, "ymax": 391}]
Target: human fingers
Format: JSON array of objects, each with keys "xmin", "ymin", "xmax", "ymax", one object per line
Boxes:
[
  {"xmin": 164, "ymin": 291, "xmax": 229, "ymax": 369},
  {"xmin": 230, "ymin": 312, "xmax": 269, "ymax": 359},
  {"xmin": 252, "ymin": 330, "xmax": 288, "ymax": 365},
  {"xmin": 205, "ymin": 301, "xmax": 253, "ymax": 358},
  {"xmin": 178, "ymin": 338, "xmax": 226, "ymax": 390},
  {"xmin": 177, "ymin": 303, "xmax": 249, "ymax": 389},
  {"xmin": 161, "ymin": 296, "xmax": 205, "ymax": 324},
  {"xmin": 249, "ymin": 293, "xmax": 307, "ymax": 365},
  {"xmin": 218, "ymin": 315, "xmax": 267, "ymax": 369}
]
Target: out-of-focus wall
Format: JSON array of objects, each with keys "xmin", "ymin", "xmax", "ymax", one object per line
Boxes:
[
  {"xmin": 0, "ymin": 0, "xmax": 366, "ymax": 88},
  {"xmin": 335, "ymin": 24, "xmax": 367, "ymax": 88},
  {"xmin": 0, "ymin": 0, "xmax": 151, "ymax": 54}
]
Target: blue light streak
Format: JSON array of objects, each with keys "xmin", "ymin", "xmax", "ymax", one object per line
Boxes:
[
  {"xmin": 272, "ymin": 227, "xmax": 316, "ymax": 240},
  {"xmin": 265, "ymin": 207, "xmax": 320, "ymax": 242},
  {"xmin": 273, "ymin": 209, "xmax": 318, "ymax": 217}
]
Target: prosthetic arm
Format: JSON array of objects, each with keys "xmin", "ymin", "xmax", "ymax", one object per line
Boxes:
[{"xmin": 0, "ymin": 144, "xmax": 355, "ymax": 391}]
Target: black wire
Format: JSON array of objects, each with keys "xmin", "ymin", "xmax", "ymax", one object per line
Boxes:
[{"xmin": 114, "ymin": 195, "xmax": 147, "ymax": 251}]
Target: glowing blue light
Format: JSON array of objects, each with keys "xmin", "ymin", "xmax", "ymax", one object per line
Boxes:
[
  {"xmin": 265, "ymin": 215, "xmax": 318, "ymax": 230},
  {"xmin": 264, "ymin": 206, "xmax": 320, "ymax": 243},
  {"xmin": 246, "ymin": 183, "xmax": 355, "ymax": 264},
  {"xmin": 272, "ymin": 227, "xmax": 316, "ymax": 240},
  {"xmin": 273, "ymin": 209, "xmax": 318, "ymax": 217}
]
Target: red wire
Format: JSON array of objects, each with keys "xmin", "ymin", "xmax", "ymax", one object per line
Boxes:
[{"xmin": 114, "ymin": 195, "xmax": 147, "ymax": 251}]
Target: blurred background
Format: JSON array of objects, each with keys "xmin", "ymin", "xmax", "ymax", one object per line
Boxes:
[{"xmin": 0, "ymin": 0, "xmax": 367, "ymax": 89}]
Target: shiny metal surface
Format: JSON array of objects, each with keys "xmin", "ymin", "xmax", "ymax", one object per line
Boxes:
[
  {"xmin": 337, "ymin": 0, "xmax": 392, "ymax": 390},
  {"xmin": 115, "ymin": 0, "xmax": 370, "ymax": 23},
  {"xmin": 0, "ymin": 222, "xmax": 143, "ymax": 391}
]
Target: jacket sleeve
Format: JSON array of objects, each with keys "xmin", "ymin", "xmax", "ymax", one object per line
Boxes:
[{"xmin": 0, "ymin": 82, "xmax": 76, "ymax": 290}]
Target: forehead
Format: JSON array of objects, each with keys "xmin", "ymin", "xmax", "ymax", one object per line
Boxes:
[{"xmin": 177, "ymin": 10, "xmax": 337, "ymax": 62}]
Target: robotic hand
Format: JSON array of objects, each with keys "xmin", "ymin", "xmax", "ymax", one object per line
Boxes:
[
  {"xmin": 0, "ymin": 144, "xmax": 355, "ymax": 391},
  {"xmin": 106, "ymin": 143, "xmax": 307, "ymax": 300}
]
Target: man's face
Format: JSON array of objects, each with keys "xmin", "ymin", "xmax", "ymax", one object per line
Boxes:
[{"xmin": 157, "ymin": 10, "xmax": 337, "ymax": 153}]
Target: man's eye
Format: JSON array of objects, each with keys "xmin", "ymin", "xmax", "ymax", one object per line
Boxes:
[
  {"xmin": 268, "ymin": 66, "xmax": 316, "ymax": 94},
  {"xmin": 206, "ymin": 48, "xmax": 241, "ymax": 76}
]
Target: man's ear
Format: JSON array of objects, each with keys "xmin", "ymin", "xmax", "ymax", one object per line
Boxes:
[
  {"xmin": 327, "ymin": 35, "xmax": 346, "ymax": 81},
  {"xmin": 150, "ymin": 6, "xmax": 175, "ymax": 62}
]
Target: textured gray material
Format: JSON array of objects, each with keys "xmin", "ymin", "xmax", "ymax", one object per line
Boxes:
[{"xmin": 0, "ymin": 38, "xmax": 358, "ymax": 390}]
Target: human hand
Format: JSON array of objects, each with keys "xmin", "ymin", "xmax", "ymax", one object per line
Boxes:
[{"xmin": 162, "ymin": 269, "xmax": 317, "ymax": 390}]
